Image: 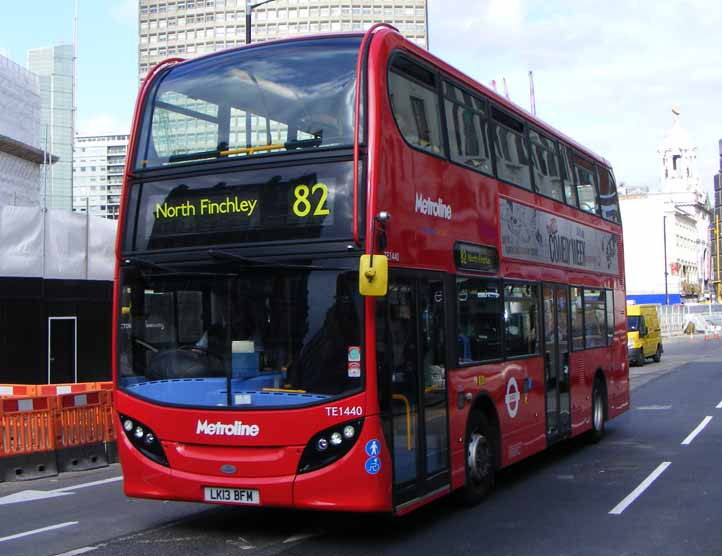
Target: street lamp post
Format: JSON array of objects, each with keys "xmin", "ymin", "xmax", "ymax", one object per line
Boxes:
[
  {"xmin": 663, "ymin": 214, "xmax": 669, "ymax": 305},
  {"xmin": 246, "ymin": 0, "xmax": 276, "ymax": 44}
]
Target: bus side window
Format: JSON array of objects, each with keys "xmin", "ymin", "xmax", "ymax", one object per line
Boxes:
[
  {"xmin": 570, "ymin": 286, "xmax": 584, "ymax": 350},
  {"xmin": 503, "ymin": 282, "xmax": 538, "ymax": 357},
  {"xmin": 491, "ymin": 107, "xmax": 533, "ymax": 191},
  {"xmin": 388, "ymin": 56, "xmax": 444, "ymax": 155},
  {"xmin": 598, "ymin": 169, "xmax": 621, "ymax": 223},
  {"xmin": 572, "ymin": 153, "xmax": 600, "ymax": 215},
  {"xmin": 560, "ymin": 145, "xmax": 578, "ymax": 208},
  {"xmin": 455, "ymin": 277, "xmax": 501, "ymax": 364}
]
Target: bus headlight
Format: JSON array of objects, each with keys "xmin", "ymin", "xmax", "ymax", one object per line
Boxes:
[
  {"xmin": 119, "ymin": 413, "xmax": 169, "ymax": 467},
  {"xmin": 298, "ymin": 419, "xmax": 364, "ymax": 474}
]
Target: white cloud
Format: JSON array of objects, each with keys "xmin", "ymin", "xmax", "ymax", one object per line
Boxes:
[
  {"xmin": 78, "ymin": 113, "xmax": 130, "ymax": 136},
  {"xmin": 111, "ymin": 0, "xmax": 138, "ymax": 26},
  {"xmin": 428, "ymin": 0, "xmax": 722, "ymax": 190}
]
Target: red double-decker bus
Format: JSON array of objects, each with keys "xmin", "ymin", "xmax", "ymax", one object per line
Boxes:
[{"xmin": 114, "ymin": 24, "xmax": 628, "ymax": 515}]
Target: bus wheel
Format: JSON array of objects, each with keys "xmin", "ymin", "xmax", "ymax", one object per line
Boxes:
[
  {"xmin": 457, "ymin": 413, "xmax": 495, "ymax": 506},
  {"xmin": 653, "ymin": 344, "xmax": 662, "ymax": 363},
  {"xmin": 589, "ymin": 380, "xmax": 606, "ymax": 443}
]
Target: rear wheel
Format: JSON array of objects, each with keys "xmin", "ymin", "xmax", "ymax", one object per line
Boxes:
[
  {"xmin": 589, "ymin": 379, "xmax": 606, "ymax": 443},
  {"xmin": 456, "ymin": 412, "xmax": 496, "ymax": 506},
  {"xmin": 653, "ymin": 344, "xmax": 662, "ymax": 363}
]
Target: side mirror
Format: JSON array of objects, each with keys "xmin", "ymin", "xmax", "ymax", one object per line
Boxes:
[{"xmin": 359, "ymin": 254, "xmax": 388, "ymax": 297}]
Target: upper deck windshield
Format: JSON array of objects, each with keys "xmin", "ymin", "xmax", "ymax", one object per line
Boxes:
[
  {"xmin": 117, "ymin": 261, "xmax": 363, "ymax": 409},
  {"xmin": 135, "ymin": 36, "xmax": 362, "ymax": 169}
]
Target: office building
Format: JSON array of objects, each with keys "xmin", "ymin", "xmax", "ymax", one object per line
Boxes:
[
  {"xmin": 0, "ymin": 53, "xmax": 55, "ymax": 207},
  {"xmin": 27, "ymin": 44, "xmax": 74, "ymax": 210},
  {"xmin": 139, "ymin": 0, "xmax": 428, "ymax": 80},
  {"xmin": 73, "ymin": 134, "xmax": 129, "ymax": 219}
]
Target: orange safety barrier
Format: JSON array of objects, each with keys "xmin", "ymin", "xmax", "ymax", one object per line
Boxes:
[
  {"xmin": 0, "ymin": 396, "xmax": 58, "ymax": 481},
  {"xmin": 0, "ymin": 384, "xmax": 37, "ymax": 398},
  {"xmin": 36, "ymin": 382, "xmax": 99, "ymax": 397},
  {"xmin": 53, "ymin": 390, "xmax": 110, "ymax": 472},
  {"xmin": 54, "ymin": 391, "xmax": 108, "ymax": 449},
  {"xmin": 94, "ymin": 381, "xmax": 113, "ymax": 391}
]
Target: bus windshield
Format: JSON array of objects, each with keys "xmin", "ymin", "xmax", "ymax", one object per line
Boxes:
[
  {"xmin": 135, "ymin": 36, "xmax": 362, "ymax": 169},
  {"xmin": 117, "ymin": 263, "xmax": 363, "ymax": 409}
]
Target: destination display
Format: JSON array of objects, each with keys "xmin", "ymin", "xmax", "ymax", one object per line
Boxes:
[
  {"xmin": 130, "ymin": 161, "xmax": 355, "ymax": 250},
  {"xmin": 454, "ymin": 242, "xmax": 499, "ymax": 273},
  {"xmin": 500, "ymin": 198, "xmax": 619, "ymax": 275}
]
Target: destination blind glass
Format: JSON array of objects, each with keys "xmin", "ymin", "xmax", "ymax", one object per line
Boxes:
[{"xmin": 129, "ymin": 161, "xmax": 355, "ymax": 250}]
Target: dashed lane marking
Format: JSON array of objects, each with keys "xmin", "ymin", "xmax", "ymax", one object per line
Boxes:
[
  {"xmin": 609, "ymin": 462, "xmax": 671, "ymax": 516},
  {"xmin": 0, "ymin": 521, "xmax": 78, "ymax": 543},
  {"xmin": 716, "ymin": 400, "xmax": 722, "ymax": 409},
  {"xmin": 681, "ymin": 416, "xmax": 713, "ymax": 445}
]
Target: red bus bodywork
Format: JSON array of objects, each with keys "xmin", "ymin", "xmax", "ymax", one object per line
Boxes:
[{"xmin": 114, "ymin": 26, "xmax": 628, "ymax": 515}]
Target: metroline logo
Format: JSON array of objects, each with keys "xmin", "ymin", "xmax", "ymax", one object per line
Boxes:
[
  {"xmin": 196, "ymin": 419, "xmax": 260, "ymax": 437},
  {"xmin": 415, "ymin": 193, "xmax": 452, "ymax": 220}
]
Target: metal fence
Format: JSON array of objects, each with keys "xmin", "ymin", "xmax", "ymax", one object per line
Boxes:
[{"xmin": 655, "ymin": 304, "xmax": 722, "ymax": 336}]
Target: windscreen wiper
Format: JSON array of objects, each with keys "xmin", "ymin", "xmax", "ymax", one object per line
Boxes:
[{"xmin": 207, "ymin": 249, "xmax": 345, "ymax": 271}]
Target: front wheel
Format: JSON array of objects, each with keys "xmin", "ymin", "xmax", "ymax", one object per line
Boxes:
[
  {"xmin": 456, "ymin": 413, "xmax": 496, "ymax": 506},
  {"xmin": 653, "ymin": 344, "xmax": 662, "ymax": 363},
  {"xmin": 589, "ymin": 380, "xmax": 606, "ymax": 443}
]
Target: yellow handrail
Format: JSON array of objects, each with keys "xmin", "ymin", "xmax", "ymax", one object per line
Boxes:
[
  {"xmin": 219, "ymin": 143, "xmax": 285, "ymax": 156},
  {"xmin": 392, "ymin": 394, "xmax": 413, "ymax": 451}
]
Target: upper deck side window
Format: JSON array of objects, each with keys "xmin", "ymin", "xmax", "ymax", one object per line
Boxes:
[
  {"xmin": 388, "ymin": 55, "xmax": 444, "ymax": 156},
  {"xmin": 598, "ymin": 168, "xmax": 621, "ymax": 224},
  {"xmin": 572, "ymin": 153, "xmax": 600, "ymax": 215},
  {"xmin": 443, "ymin": 81, "xmax": 491, "ymax": 174},
  {"xmin": 529, "ymin": 129, "xmax": 564, "ymax": 202},
  {"xmin": 491, "ymin": 107, "xmax": 532, "ymax": 190}
]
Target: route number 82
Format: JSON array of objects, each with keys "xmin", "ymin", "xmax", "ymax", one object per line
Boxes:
[{"xmin": 292, "ymin": 183, "xmax": 330, "ymax": 217}]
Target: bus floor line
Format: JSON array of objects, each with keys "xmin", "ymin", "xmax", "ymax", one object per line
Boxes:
[
  {"xmin": 681, "ymin": 416, "xmax": 713, "ymax": 445},
  {"xmin": 0, "ymin": 521, "xmax": 78, "ymax": 543},
  {"xmin": 609, "ymin": 462, "xmax": 671, "ymax": 516}
]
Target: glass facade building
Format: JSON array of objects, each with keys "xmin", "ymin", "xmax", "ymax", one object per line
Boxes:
[{"xmin": 27, "ymin": 45, "xmax": 74, "ymax": 210}]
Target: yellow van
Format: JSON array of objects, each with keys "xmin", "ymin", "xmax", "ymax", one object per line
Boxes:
[{"xmin": 626, "ymin": 304, "xmax": 663, "ymax": 366}]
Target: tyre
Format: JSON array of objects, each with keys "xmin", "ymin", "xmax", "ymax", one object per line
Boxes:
[
  {"xmin": 637, "ymin": 351, "xmax": 646, "ymax": 366},
  {"xmin": 589, "ymin": 379, "xmax": 606, "ymax": 443},
  {"xmin": 653, "ymin": 344, "xmax": 662, "ymax": 363},
  {"xmin": 456, "ymin": 412, "xmax": 496, "ymax": 506}
]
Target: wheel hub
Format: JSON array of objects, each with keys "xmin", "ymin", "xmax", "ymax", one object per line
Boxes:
[{"xmin": 467, "ymin": 432, "xmax": 491, "ymax": 484}]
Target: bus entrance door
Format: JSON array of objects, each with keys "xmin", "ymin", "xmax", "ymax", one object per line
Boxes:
[
  {"xmin": 543, "ymin": 285, "xmax": 571, "ymax": 444},
  {"xmin": 376, "ymin": 276, "xmax": 449, "ymax": 510}
]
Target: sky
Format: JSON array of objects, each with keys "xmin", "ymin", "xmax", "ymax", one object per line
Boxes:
[{"xmin": 1, "ymin": 0, "xmax": 721, "ymax": 192}]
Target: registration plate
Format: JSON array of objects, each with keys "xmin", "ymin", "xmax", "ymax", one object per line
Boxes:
[{"xmin": 203, "ymin": 487, "xmax": 260, "ymax": 505}]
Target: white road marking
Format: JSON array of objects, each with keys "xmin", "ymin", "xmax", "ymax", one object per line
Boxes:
[
  {"xmin": 716, "ymin": 400, "xmax": 722, "ymax": 409},
  {"xmin": 53, "ymin": 476, "xmax": 122, "ymax": 493},
  {"xmin": 0, "ymin": 521, "xmax": 78, "ymax": 543},
  {"xmin": 609, "ymin": 462, "xmax": 671, "ymax": 515},
  {"xmin": 636, "ymin": 405, "xmax": 672, "ymax": 411},
  {"xmin": 681, "ymin": 416, "xmax": 713, "ymax": 445},
  {"xmin": 0, "ymin": 476, "xmax": 122, "ymax": 506},
  {"xmin": 282, "ymin": 533, "xmax": 317, "ymax": 544},
  {"xmin": 53, "ymin": 547, "xmax": 99, "ymax": 556}
]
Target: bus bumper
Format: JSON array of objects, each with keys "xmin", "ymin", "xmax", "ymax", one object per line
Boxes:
[{"xmin": 118, "ymin": 415, "xmax": 392, "ymax": 513}]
